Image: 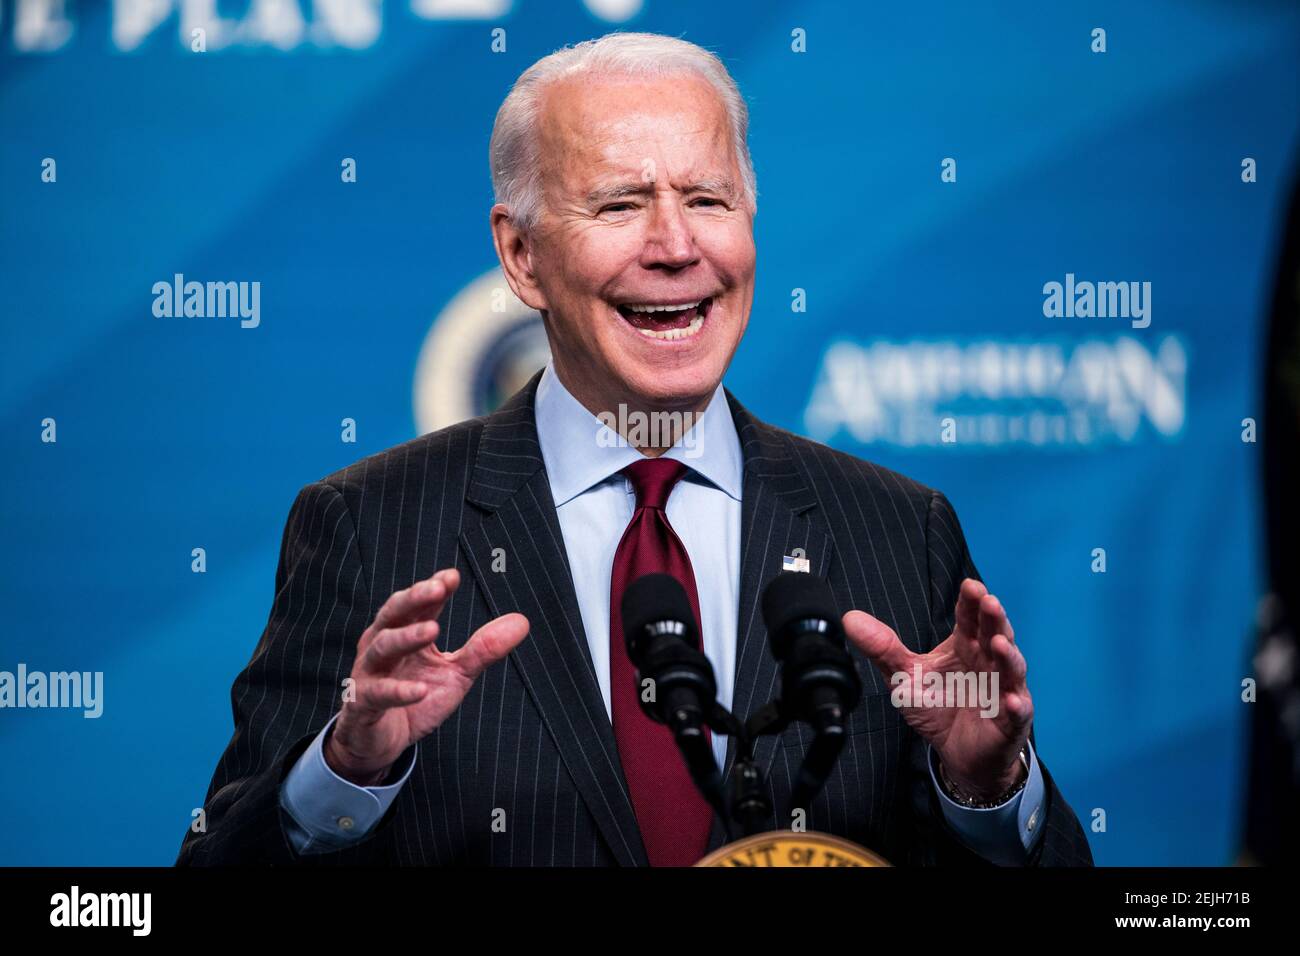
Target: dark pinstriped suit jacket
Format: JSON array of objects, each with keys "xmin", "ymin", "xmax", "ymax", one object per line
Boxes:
[{"xmin": 178, "ymin": 371, "xmax": 1093, "ymax": 867}]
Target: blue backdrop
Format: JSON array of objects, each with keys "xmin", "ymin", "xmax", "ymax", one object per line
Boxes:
[{"xmin": 2, "ymin": 0, "xmax": 1297, "ymax": 865}]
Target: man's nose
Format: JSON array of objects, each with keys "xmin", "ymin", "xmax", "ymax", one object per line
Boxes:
[{"xmin": 639, "ymin": 198, "xmax": 700, "ymax": 269}]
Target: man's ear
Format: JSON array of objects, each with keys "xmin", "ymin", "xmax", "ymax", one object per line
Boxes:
[{"xmin": 490, "ymin": 204, "xmax": 547, "ymax": 312}]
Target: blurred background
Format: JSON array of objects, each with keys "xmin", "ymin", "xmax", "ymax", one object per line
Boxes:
[{"xmin": 2, "ymin": 0, "xmax": 1298, "ymax": 866}]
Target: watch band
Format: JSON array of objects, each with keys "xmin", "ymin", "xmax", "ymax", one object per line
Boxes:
[{"xmin": 938, "ymin": 749, "xmax": 1029, "ymax": 808}]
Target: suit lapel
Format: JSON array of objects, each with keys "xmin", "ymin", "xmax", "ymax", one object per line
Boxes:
[
  {"xmin": 710, "ymin": 394, "xmax": 833, "ymax": 848},
  {"xmin": 458, "ymin": 374, "xmax": 648, "ymax": 867}
]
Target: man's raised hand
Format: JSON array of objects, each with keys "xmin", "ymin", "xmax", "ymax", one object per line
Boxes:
[
  {"xmin": 324, "ymin": 568, "xmax": 529, "ymax": 785},
  {"xmin": 842, "ymin": 578, "xmax": 1033, "ymax": 801}
]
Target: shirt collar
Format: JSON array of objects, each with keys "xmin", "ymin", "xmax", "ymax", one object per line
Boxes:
[{"xmin": 533, "ymin": 361, "xmax": 744, "ymax": 508}]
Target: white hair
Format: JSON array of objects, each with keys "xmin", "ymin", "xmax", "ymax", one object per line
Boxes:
[{"xmin": 489, "ymin": 32, "xmax": 758, "ymax": 234}]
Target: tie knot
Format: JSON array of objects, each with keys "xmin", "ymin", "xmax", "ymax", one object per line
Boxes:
[{"xmin": 622, "ymin": 458, "xmax": 689, "ymax": 511}]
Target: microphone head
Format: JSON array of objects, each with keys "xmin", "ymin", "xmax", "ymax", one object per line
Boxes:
[
  {"xmin": 621, "ymin": 573, "xmax": 697, "ymax": 662},
  {"xmin": 761, "ymin": 571, "xmax": 839, "ymax": 635},
  {"xmin": 761, "ymin": 571, "xmax": 861, "ymax": 729}
]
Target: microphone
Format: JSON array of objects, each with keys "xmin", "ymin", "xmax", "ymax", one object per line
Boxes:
[
  {"xmin": 761, "ymin": 572, "xmax": 863, "ymax": 812},
  {"xmin": 621, "ymin": 573, "xmax": 718, "ymax": 739},
  {"xmin": 620, "ymin": 573, "xmax": 725, "ymax": 812}
]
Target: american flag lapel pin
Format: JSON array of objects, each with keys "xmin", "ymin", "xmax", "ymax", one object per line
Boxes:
[{"xmin": 782, "ymin": 548, "xmax": 811, "ymax": 573}]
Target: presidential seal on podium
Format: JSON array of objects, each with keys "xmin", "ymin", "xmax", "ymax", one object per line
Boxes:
[{"xmin": 696, "ymin": 832, "xmax": 891, "ymax": 867}]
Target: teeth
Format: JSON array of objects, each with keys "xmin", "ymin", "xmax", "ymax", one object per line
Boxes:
[
  {"xmin": 635, "ymin": 316, "xmax": 705, "ymax": 340},
  {"xmin": 624, "ymin": 300, "xmax": 702, "ymax": 313}
]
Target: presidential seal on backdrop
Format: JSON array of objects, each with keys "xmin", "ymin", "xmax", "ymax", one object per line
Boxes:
[{"xmin": 413, "ymin": 268, "xmax": 551, "ymax": 434}]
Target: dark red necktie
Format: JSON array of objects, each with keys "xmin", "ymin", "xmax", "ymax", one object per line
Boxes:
[{"xmin": 609, "ymin": 457, "xmax": 713, "ymax": 866}]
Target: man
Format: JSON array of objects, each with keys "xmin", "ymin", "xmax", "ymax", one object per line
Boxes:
[{"xmin": 178, "ymin": 32, "xmax": 1091, "ymax": 867}]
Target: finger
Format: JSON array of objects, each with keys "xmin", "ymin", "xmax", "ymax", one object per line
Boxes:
[
  {"xmin": 954, "ymin": 578, "xmax": 986, "ymax": 643},
  {"xmin": 368, "ymin": 568, "xmax": 461, "ymax": 638},
  {"xmin": 362, "ymin": 620, "xmax": 441, "ymax": 673},
  {"xmin": 453, "ymin": 613, "xmax": 530, "ymax": 681},
  {"xmin": 843, "ymin": 609, "xmax": 912, "ymax": 677},
  {"xmin": 978, "ymin": 592, "xmax": 1014, "ymax": 649},
  {"xmin": 1000, "ymin": 688, "xmax": 1034, "ymax": 732},
  {"xmin": 990, "ymin": 634, "xmax": 1027, "ymax": 692},
  {"xmin": 357, "ymin": 677, "xmax": 428, "ymax": 713}
]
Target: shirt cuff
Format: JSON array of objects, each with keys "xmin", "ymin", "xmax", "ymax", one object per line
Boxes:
[
  {"xmin": 927, "ymin": 738, "xmax": 1046, "ymax": 865},
  {"xmin": 279, "ymin": 712, "xmax": 417, "ymax": 855}
]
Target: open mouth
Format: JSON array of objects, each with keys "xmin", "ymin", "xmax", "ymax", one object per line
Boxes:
[{"xmin": 615, "ymin": 296, "xmax": 714, "ymax": 341}]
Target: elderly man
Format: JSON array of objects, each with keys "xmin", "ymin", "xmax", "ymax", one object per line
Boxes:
[{"xmin": 179, "ymin": 32, "xmax": 1091, "ymax": 867}]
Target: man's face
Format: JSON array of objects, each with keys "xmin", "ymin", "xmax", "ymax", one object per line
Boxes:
[{"xmin": 496, "ymin": 72, "xmax": 756, "ymax": 414}]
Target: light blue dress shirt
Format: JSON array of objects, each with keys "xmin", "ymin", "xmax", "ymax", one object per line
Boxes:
[{"xmin": 280, "ymin": 362, "xmax": 1044, "ymax": 863}]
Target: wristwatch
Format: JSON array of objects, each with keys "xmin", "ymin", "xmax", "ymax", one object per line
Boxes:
[{"xmin": 937, "ymin": 749, "xmax": 1029, "ymax": 808}]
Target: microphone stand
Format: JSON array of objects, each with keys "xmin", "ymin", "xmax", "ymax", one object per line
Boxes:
[
  {"xmin": 665, "ymin": 699, "xmax": 771, "ymax": 842},
  {"xmin": 676, "ymin": 697, "xmax": 846, "ymax": 840}
]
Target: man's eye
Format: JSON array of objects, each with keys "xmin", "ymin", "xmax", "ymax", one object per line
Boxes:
[
  {"xmin": 601, "ymin": 203, "xmax": 635, "ymax": 213},
  {"xmin": 692, "ymin": 198, "xmax": 724, "ymax": 208}
]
